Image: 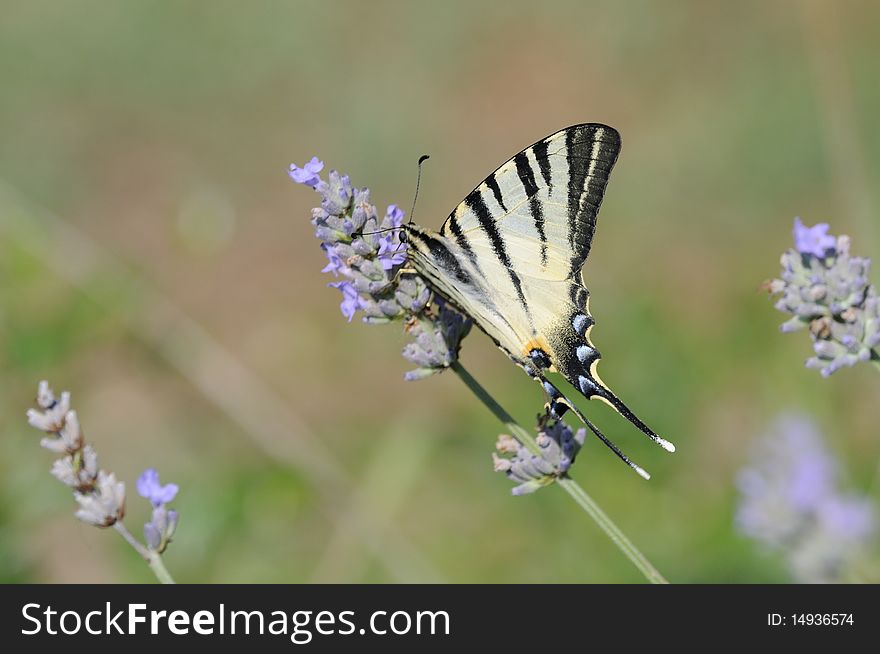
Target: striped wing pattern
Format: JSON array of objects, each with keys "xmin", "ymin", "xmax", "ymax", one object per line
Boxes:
[{"xmin": 404, "ymin": 124, "xmax": 673, "ymax": 470}]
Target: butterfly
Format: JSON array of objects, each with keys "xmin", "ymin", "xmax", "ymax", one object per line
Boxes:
[{"xmin": 400, "ymin": 124, "xmax": 674, "ymax": 478}]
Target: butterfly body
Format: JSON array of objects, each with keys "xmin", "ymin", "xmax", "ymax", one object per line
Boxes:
[{"xmin": 403, "ymin": 123, "xmax": 674, "ymax": 476}]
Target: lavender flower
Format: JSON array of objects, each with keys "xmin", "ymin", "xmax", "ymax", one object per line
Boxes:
[
  {"xmin": 736, "ymin": 413, "xmax": 875, "ymax": 583},
  {"xmin": 289, "ymin": 157, "xmax": 470, "ymax": 378},
  {"xmin": 377, "ymin": 205, "xmax": 407, "ymax": 270},
  {"xmin": 138, "ymin": 469, "xmax": 179, "ymax": 553},
  {"xmin": 793, "ymin": 217, "xmax": 836, "ymax": 258},
  {"xmin": 492, "ymin": 416, "xmax": 587, "ymax": 495},
  {"xmin": 137, "ymin": 468, "xmax": 179, "ymax": 506},
  {"xmin": 768, "ymin": 218, "xmax": 880, "ymax": 376},
  {"xmin": 328, "ymin": 280, "xmax": 364, "ymax": 322},
  {"xmin": 288, "ymin": 156, "xmax": 324, "ymax": 188},
  {"xmin": 402, "ymin": 301, "xmax": 472, "ymax": 380},
  {"xmin": 27, "ymin": 381, "xmax": 179, "ymax": 582}
]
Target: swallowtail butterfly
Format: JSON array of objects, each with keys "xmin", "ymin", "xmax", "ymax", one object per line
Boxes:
[{"xmin": 402, "ymin": 124, "xmax": 674, "ymax": 478}]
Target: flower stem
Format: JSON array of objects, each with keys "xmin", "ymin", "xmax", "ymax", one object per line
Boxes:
[
  {"xmin": 114, "ymin": 521, "xmax": 176, "ymax": 584},
  {"xmin": 450, "ymin": 361, "xmax": 669, "ymax": 584}
]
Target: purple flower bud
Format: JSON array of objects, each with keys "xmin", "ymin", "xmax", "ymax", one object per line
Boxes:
[{"xmin": 144, "ymin": 505, "xmax": 180, "ymax": 553}]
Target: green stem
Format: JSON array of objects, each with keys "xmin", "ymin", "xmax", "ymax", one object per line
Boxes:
[
  {"xmin": 114, "ymin": 521, "xmax": 176, "ymax": 584},
  {"xmin": 450, "ymin": 361, "xmax": 669, "ymax": 584}
]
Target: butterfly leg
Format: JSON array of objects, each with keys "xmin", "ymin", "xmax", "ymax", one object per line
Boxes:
[{"xmin": 522, "ymin": 364, "xmax": 651, "ymax": 480}]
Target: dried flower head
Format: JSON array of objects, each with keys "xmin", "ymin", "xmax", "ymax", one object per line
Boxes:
[
  {"xmin": 50, "ymin": 444, "xmax": 99, "ymax": 491},
  {"xmin": 74, "ymin": 471, "xmax": 126, "ymax": 527}
]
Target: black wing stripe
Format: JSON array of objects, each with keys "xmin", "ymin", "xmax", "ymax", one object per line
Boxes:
[
  {"xmin": 485, "ymin": 174, "xmax": 507, "ymax": 212},
  {"xmin": 408, "ymin": 230, "xmax": 470, "ymax": 285},
  {"xmin": 532, "ymin": 139, "xmax": 553, "ymax": 189},
  {"xmin": 464, "ymin": 190, "xmax": 531, "ymax": 316},
  {"xmin": 514, "ymin": 152, "xmax": 539, "ymax": 197},
  {"xmin": 513, "ymin": 152, "xmax": 548, "ymax": 267},
  {"xmin": 565, "ymin": 125, "xmax": 620, "ymax": 276},
  {"xmin": 566, "ymin": 126, "xmax": 592, "ymax": 254},
  {"xmin": 445, "ymin": 213, "xmax": 479, "ymax": 267}
]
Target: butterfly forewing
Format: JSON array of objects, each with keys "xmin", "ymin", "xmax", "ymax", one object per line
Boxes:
[{"xmin": 441, "ymin": 124, "xmax": 620, "ymax": 278}]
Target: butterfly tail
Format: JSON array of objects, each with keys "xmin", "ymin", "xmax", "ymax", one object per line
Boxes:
[
  {"xmin": 562, "ymin": 346, "xmax": 675, "ymax": 453},
  {"xmin": 528, "ymin": 369, "xmax": 651, "ymax": 480},
  {"xmin": 584, "ymin": 376, "xmax": 675, "ymax": 453}
]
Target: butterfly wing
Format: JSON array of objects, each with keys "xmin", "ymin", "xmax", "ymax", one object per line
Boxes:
[{"xmin": 440, "ymin": 123, "xmax": 618, "ymax": 284}]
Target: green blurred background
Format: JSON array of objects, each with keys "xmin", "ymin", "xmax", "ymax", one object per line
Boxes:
[{"xmin": 1, "ymin": 0, "xmax": 878, "ymax": 583}]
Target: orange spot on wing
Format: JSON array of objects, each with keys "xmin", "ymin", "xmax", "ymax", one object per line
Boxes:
[{"xmin": 522, "ymin": 336, "xmax": 551, "ymax": 357}]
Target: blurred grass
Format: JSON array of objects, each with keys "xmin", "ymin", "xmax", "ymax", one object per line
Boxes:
[{"xmin": 1, "ymin": 0, "xmax": 878, "ymax": 582}]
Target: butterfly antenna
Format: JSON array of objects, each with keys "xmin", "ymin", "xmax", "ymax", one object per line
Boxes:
[
  {"xmin": 359, "ymin": 227, "xmax": 398, "ymax": 236},
  {"xmin": 408, "ymin": 154, "xmax": 430, "ymax": 226}
]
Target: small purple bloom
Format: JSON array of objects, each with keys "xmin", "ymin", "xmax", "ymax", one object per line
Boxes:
[
  {"xmin": 288, "ymin": 157, "xmax": 324, "ymax": 188},
  {"xmin": 321, "ymin": 244, "xmax": 347, "ymax": 276},
  {"xmin": 793, "ymin": 217, "xmax": 836, "ymax": 258},
  {"xmin": 378, "ymin": 236, "xmax": 406, "ymax": 270},
  {"xmin": 377, "ymin": 205, "xmax": 407, "ymax": 270},
  {"xmin": 136, "ymin": 468, "xmax": 179, "ymax": 507},
  {"xmin": 329, "ymin": 280, "xmax": 365, "ymax": 321}
]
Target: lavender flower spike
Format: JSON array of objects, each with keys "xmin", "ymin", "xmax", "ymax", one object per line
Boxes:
[
  {"xmin": 493, "ymin": 416, "xmax": 587, "ymax": 495},
  {"xmin": 768, "ymin": 218, "xmax": 880, "ymax": 376},
  {"xmin": 138, "ymin": 468, "xmax": 180, "ymax": 553},
  {"xmin": 736, "ymin": 413, "xmax": 875, "ymax": 582},
  {"xmin": 403, "ymin": 301, "xmax": 472, "ymax": 380},
  {"xmin": 290, "ymin": 156, "xmax": 470, "ymax": 378},
  {"xmin": 27, "ymin": 381, "xmax": 178, "ymax": 582}
]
